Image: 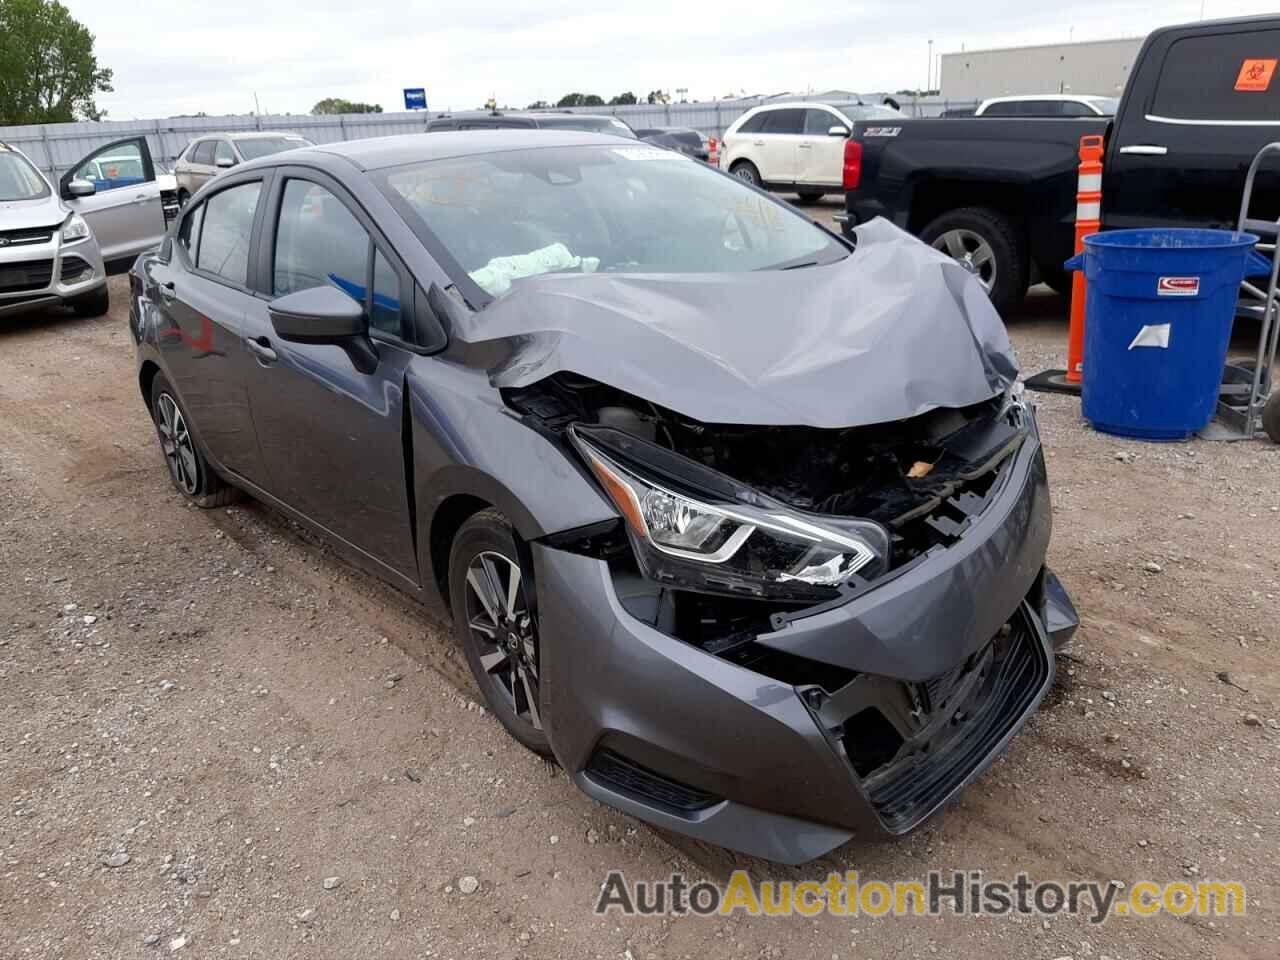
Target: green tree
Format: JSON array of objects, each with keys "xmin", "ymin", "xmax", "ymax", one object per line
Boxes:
[
  {"xmin": 525, "ymin": 99, "xmax": 550, "ymax": 109},
  {"xmin": 608, "ymin": 91, "xmax": 637, "ymax": 106},
  {"xmin": 311, "ymin": 97, "xmax": 383, "ymax": 115},
  {"xmin": 0, "ymin": 0, "xmax": 113, "ymax": 124},
  {"xmin": 645, "ymin": 90, "xmax": 669, "ymax": 105},
  {"xmin": 556, "ymin": 92, "xmax": 605, "ymax": 108}
]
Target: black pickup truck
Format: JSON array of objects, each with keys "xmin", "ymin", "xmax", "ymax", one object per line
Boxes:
[{"xmin": 842, "ymin": 15, "xmax": 1280, "ymax": 312}]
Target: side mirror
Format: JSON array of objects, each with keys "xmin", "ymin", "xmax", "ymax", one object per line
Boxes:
[
  {"xmin": 827, "ymin": 125, "xmax": 849, "ymax": 137},
  {"xmin": 268, "ymin": 285, "xmax": 366, "ymax": 342},
  {"xmin": 67, "ymin": 178, "xmax": 96, "ymax": 197},
  {"xmin": 215, "ymin": 156, "xmax": 235, "ymax": 169}
]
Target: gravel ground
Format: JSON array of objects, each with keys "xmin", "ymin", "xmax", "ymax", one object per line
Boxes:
[{"xmin": 1, "ymin": 249, "xmax": 1277, "ymax": 960}]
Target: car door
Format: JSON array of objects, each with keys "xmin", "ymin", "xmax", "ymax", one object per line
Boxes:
[
  {"xmin": 189, "ymin": 140, "xmax": 217, "ymax": 191},
  {"xmin": 150, "ymin": 176, "xmax": 270, "ymax": 485},
  {"xmin": 61, "ymin": 136, "xmax": 166, "ymax": 262},
  {"xmin": 752, "ymin": 108, "xmax": 805, "ymax": 183},
  {"xmin": 797, "ymin": 108, "xmax": 846, "ymax": 186},
  {"xmin": 1104, "ymin": 25, "xmax": 1280, "ymax": 233},
  {"xmin": 238, "ymin": 167, "xmax": 419, "ymax": 584}
]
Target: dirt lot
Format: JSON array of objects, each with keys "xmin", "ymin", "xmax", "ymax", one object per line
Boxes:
[{"xmin": 1, "ymin": 237, "xmax": 1278, "ymax": 959}]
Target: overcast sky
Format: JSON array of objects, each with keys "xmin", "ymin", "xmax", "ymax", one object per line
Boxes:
[{"xmin": 64, "ymin": 0, "xmax": 1278, "ymax": 118}]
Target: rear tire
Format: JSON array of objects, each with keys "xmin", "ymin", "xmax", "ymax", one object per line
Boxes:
[
  {"xmin": 69, "ymin": 284, "xmax": 109, "ymax": 318},
  {"xmin": 149, "ymin": 373, "xmax": 240, "ymax": 508},
  {"xmin": 921, "ymin": 207, "xmax": 1028, "ymax": 314},
  {"xmin": 449, "ymin": 509, "xmax": 553, "ymax": 757},
  {"xmin": 730, "ymin": 160, "xmax": 762, "ymax": 187},
  {"xmin": 1264, "ymin": 391, "xmax": 1280, "ymax": 443}
]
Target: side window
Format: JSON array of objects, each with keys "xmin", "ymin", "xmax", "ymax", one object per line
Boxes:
[
  {"xmin": 761, "ymin": 109, "xmax": 804, "ymax": 135},
  {"xmin": 196, "ymin": 181, "xmax": 261, "ymax": 286},
  {"xmin": 274, "ymin": 179, "xmax": 369, "ymax": 298},
  {"xmin": 982, "ymin": 101, "xmax": 1017, "ymax": 116},
  {"xmin": 803, "ymin": 109, "xmax": 838, "ymax": 135},
  {"xmin": 1059, "ymin": 101, "xmax": 1091, "ymax": 117},
  {"xmin": 73, "ymin": 141, "xmax": 146, "ymax": 191},
  {"xmin": 736, "ymin": 113, "xmax": 766, "ymax": 134},
  {"xmin": 274, "ymin": 179, "xmax": 404, "ymax": 335},
  {"xmin": 1152, "ymin": 29, "xmax": 1280, "ymax": 122},
  {"xmin": 193, "ymin": 141, "xmax": 215, "ymax": 165},
  {"xmin": 370, "ymin": 250, "xmax": 402, "ymax": 335},
  {"xmin": 177, "ymin": 202, "xmax": 204, "ymax": 258},
  {"xmin": 214, "ymin": 141, "xmax": 236, "ymax": 166}
]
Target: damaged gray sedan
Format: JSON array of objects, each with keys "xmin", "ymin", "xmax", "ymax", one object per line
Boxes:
[{"xmin": 129, "ymin": 131, "xmax": 1078, "ymax": 864}]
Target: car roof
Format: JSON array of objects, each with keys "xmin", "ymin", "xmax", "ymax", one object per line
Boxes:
[
  {"xmin": 227, "ymin": 131, "xmax": 309, "ymax": 140},
  {"xmin": 291, "ymin": 130, "xmax": 634, "ymax": 171},
  {"xmin": 980, "ymin": 94, "xmax": 1110, "ymax": 104}
]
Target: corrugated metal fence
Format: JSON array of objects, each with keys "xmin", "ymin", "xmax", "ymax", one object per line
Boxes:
[{"xmin": 0, "ymin": 96, "xmax": 977, "ymax": 179}]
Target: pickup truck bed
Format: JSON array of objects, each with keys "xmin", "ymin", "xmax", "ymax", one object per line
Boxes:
[{"xmin": 842, "ymin": 14, "xmax": 1280, "ymax": 314}]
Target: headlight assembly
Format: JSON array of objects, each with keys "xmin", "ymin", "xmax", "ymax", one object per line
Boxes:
[
  {"xmin": 62, "ymin": 213, "xmax": 91, "ymax": 244},
  {"xmin": 572, "ymin": 426, "xmax": 889, "ymax": 602}
]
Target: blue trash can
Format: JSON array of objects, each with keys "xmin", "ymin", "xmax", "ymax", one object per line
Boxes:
[{"xmin": 1065, "ymin": 228, "xmax": 1266, "ymax": 441}]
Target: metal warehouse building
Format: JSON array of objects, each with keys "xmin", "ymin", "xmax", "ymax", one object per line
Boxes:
[{"xmin": 940, "ymin": 36, "xmax": 1143, "ymax": 100}]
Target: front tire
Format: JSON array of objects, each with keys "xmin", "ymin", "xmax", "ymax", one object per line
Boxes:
[
  {"xmin": 1264, "ymin": 391, "xmax": 1280, "ymax": 443},
  {"xmin": 921, "ymin": 207, "xmax": 1028, "ymax": 314},
  {"xmin": 796, "ymin": 190, "xmax": 825, "ymax": 203},
  {"xmin": 149, "ymin": 373, "xmax": 239, "ymax": 508},
  {"xmin": 177, "ymin": 189, "xmax": 191, "ymax": 208},
  {"xmin": 69, "ymin": 284, "xmax": 109, "ymax": 318},
  {"xmin": 730, "ymin": 160, "xmax": 762, "ymax": 187},
  {"xmin": 449, "ymin": 510, "xmax": 552, "ymax": 757}
]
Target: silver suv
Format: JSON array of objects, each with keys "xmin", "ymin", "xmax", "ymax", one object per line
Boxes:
[
  {"xmin": 174, "ymin": 132, "xmax": 312, "ymax": 203},
  {"xmin": 0, "ymin": 142, "xmax": 110, "ymax": 319}
]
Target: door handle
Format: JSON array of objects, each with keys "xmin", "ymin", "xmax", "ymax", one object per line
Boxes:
[
  {"xmin": 133, "ymin": 193, "xmax": 152, "ymax": 203},
  {"xmin": 753, "ymin": 139, "xmax": 765, "ymax": 146},
  {"xmin": 157, "ymin": 280, "xmax": 175, "ymax": 301},
  {"xmin": 798, "ymin": 142, "xmax": 813, "ymax": 149},
  {"xmin": 1118, "ymin": 145, "xmax": 1168, "ymax": 156},
  {"xmin": 245, "ymin": 336, "xmax": 278, "ymax": 363}
]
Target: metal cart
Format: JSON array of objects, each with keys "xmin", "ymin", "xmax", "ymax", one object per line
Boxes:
[{"xmin": 1219, "ymin": 142, "xmax": 1280, "ymax": 441}]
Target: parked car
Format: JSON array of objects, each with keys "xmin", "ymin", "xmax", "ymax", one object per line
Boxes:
[
  {"xmin": 974, "ymin": 94, "xmax": 1119, "ymax": 117},
  {"xmin": 426, "ymin": 110, "xmax": 639, "ymax": 138},
  {"xmin": 61, "ymin": 135, "xmax": 170, "ymax": 268},
  {"xmin": 842, "ymin": 14, "xmax": 1280, "ymax": 312},
  {"xmin": 719, "ymin": 101, "xmax": 904, "ymax": 201},
  {"xmin": 174, "ymin": 132, "xmax": 313, "ymax": 204},
  {"xmin": 632, "ymin": 126, "xmax": 712, "ymax": 162},
  {"xmin": 0, "ymin": 141, "xmax": 109, "ymax": 318},
  {"xmin": 129, "ymin": 129, "xmax": 1077, "ymax": 864}
]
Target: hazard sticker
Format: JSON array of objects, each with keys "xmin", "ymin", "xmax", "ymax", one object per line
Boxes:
[
  {"xmin": 1235, "ymin": 59, "xmax": 1277, "ymax": 92},
  {"xmin": 1157, "ymin": 276, "xmax": 1200, "ymax": 296}
]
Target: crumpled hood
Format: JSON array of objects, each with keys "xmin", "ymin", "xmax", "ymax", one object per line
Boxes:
[{"xmin": 455, "ymin": 217, "xmax": 1018, "ymax": 428}]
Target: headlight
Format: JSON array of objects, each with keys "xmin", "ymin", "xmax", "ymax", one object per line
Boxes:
[
  {"xmin": 572, "ymin": 427, "xmax": 889, "ymax": 602},
  {"xmin": 62, "ymin": 213, "xmax": 90, "ymax": 244}
]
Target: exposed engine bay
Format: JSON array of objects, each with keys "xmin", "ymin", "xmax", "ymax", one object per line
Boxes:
[{"xmin": 506, "ymin": 370, "xmax": 1027, "ymax": 574}]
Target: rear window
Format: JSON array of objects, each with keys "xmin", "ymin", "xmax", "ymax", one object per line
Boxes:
[
  {"xmin": 760, "ymin": 109, "xmax": 804, "ymax": 135},
  {"xmin": 1152, "ymin": 29, "xmax": 1280, "ymax": 122},
  {"xmin": 535, "ymin": 116, "xmax": 637, "ymax": 139},
  {"xmin": 234, "ymin": 137, "xmax": 311, "ymax": 160},
  {"xmin": 735, "ymin": 112, "xmax": 767, "ymax": 135}
]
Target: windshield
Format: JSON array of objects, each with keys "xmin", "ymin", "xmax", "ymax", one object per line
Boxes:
[
  {"xmin": 376, "ymin": 144, "xmax": 847, "ymax": 299},
  {"xmin": 234, "ymin": 136, "xmax": 312, "ymax": 160},
  {"xmin": 0, "ymin": 148, "xmax": 50, "ymax": 201},
  {"xmin": 534, "ymin": 116, "xmax": 637, "ymax": 138}
]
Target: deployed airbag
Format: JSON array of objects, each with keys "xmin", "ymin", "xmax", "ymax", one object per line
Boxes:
[{"xmin": 454, "ymin": 217, "xmax": 1018, "ymax": 428}]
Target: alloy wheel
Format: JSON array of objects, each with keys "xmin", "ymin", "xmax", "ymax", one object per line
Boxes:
[
  {"xmin": 733, "ymin": 165, "xmax": 756, "ymax": 183},
  {"xmin": 464, "ymin": 550, "xmax": 541, "ymax": 729},
  {"xmin": 932, "ymin": 228, "xmax": 997, "ymax": 292},
  {"xmin": 156, "ymin": 392, "xmax": 199, "ymax": 495}
]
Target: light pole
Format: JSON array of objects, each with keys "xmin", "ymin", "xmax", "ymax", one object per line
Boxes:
[{"xmin": 927, "ymin": 39, "xmax": 934, "ymax": 93}]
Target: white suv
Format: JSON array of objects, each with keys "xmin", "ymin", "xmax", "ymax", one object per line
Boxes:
[{"xmin": 719, "ymin": 102, "xmax": 903, "ymax": 200}]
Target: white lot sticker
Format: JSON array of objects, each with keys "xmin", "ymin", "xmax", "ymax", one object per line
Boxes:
[
  {"xmin": 611, "ymin": 146, "xmax": 684, "ymax": 161},
  {"xmin": 863, "ymin": 126, "xmax": 902, "ymax": 137},
  {"xmin": 1157, "ymin": 276, "xmax": 1200, "ymax": 296}
]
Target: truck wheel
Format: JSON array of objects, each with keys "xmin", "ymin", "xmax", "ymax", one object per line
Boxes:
[
  {"xmin": 1039, "ymin": 266, "xmax": 1072, "ymax": 299},
  {"xmin": 730, "ymin": 160, "xmax": 762, "ymax": 187},
  {"xmin": 921, "ymin": 207, "xmax": 1028, "ymax": 314},
  {"xmin": 1264, "ymin": 391, "xmax": 1280, "ymax": 443}
]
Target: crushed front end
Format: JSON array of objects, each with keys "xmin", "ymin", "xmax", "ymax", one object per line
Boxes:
[{"xmin": 510, "ymin": 374, "xmax": 1077, "ymax": 864}]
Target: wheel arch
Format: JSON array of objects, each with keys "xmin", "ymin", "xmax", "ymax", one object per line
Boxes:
[
  {"xmin": 139, "ymin": 359, "xmax": 162, "ymax": 409},
  {"xmin": 907, "ymin": 178, "xmax": 1029, "ymax": 237}
]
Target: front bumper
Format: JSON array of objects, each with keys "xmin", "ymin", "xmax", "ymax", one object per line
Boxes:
[
  {"xmin": 534, "ymin": 417, "xmax": 1076, "ymax": 864},
  {"xmin": 0, "ymin": 232, "xmax": 106, "ymax": 318}
]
